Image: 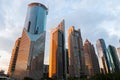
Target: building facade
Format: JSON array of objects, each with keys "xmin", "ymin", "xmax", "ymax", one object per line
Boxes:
[
  {"xmin": 96, "ymin": 39, "xmax": 111, "ymax": 74},
  {"xmin": 68, "ymin": 26, "xmax": 86, "ymax": 78},
  {"xmin": 66, "ymin": 49, "xmax": 69, "ymax": 75},
  {"xmin": 43, "ymin": 65, "xmax": 49, "ymax": 78},
  {"xmin": 108, "ymin": 45, "xmax": 120, "ymax": 72},
  {"xmin": 117, "ymin": 47, "xmax": 120, "ymax": 61},
  {"xmin": 8, "ymin": 38, "xmax": 21, "ymax": 76},
  {"xmin": 8, "ymin": 3, "xmax": 48, "ymax": 80},
  {"xmin": 49, "ymin": 20, "xmax": 66, "ymax": 79},
  {"xmin": 84, "ymin": 39, "xmax": 100, "ymax": 77}
]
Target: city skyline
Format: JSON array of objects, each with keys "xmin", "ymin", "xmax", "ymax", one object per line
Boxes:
[{"xmin": 0, "ymin": 0, "xmax": 120, "ymax": 73}]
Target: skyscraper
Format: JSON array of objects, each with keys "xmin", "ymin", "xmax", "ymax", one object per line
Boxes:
[
  {"xmin": 68, "ymin": 26, "xmax": 85, "ymax": 78},
  {"xmin": 108, "ymin": 45, "xmax": 120, "ymax": 72},
  {"xmin": 8, "ymin": 37, "xmax": 21, "ymax": 76},
  {"xmin": 117, "ymin": 47, "xmax": 120, "ymax": 61},
  {"xmin": 96, "ymin": 39, "xmax": 111, "ymax": 74},
  {"xmin": 84, "ymin": 39, "xmax": 100, "ymax": 77},
  {"xmin": 49, "ymin": 20, "xmax": 66, "ymax": 79},
  {"xmin": 8, "ymin": 2, "xmax": 48, "ymax": 79},
  {"xmin": 66, "ymin": 49, "xmax": 69, "ymax": 75},
  {"xmin": 43, "ymin": 65, "xmax": 49, "ymax": 78}
]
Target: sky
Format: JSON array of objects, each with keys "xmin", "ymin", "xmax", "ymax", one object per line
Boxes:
[{"xmin": 0, "ymin": 0, "xmax": 120, "ymax": 73}]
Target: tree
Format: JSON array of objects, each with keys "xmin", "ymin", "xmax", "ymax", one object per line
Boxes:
[
  {"xmin": 0, "ymin": 70, "xmax": 5, "ymax": 75},
  {"xmin": 23, "ymin": 77, "xmax": 33, "ymax": 80}
]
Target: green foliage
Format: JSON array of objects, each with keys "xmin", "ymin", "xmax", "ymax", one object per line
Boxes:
[
  {"xmin": 67, "ymin": 72, "xmax": 120, "ymax": 80},
  {"xmin": 91, "ymin": 72, "xmax": 120, "ymax": 80},
  {"xmin": 67, "ymin": 77, "xmax": 78, "ymax": 80},
  {"xmin": 40, "ymin": 77, "xmax": 53, "ymax": 80},
  {"xmin": 0, "ymin": 70, "xmax": 5, "ymax": 74},
  {"xmin": 22, "ymin": 72, "xmax": 120, "ymax": 80},
  {"xmin": 23, "ymin": 77, "xmax": 33, "ymax": 80},
  {"xmin": 67, "ymin": 77, "xmax": 87, "ymax": 80}
]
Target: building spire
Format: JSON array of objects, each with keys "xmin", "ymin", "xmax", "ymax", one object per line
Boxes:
[
  {"xmin": 57, "ymin": 19, "xmax": 65, "ymax": 30},
  {"xmin": 85, "ymin": 39, "xmax": 89, "ymax": 42}
]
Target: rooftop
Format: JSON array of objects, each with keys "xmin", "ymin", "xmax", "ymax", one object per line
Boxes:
[{"xmin": 28, "ymin": 2, "xmax": 48, "ymax": 10}]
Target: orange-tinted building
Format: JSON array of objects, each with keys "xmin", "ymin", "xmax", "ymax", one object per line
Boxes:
[
  {"xmin": 68, "ymin": 26, "xmax": 86, "ymax": 77},
  {"xmin": 8, "ymin": 2, "xmax": 48, "ymax": 80},
  {"xmin": 8, "ymin": 37, "xmax": 21, "ymax": 76},
  {"xmin": 84, "ymin": 39, "xmax": 100, "ymax": 77},
  {"xmin": 49, "ymin": 20, "xmax": 66, "ymax": 79}
]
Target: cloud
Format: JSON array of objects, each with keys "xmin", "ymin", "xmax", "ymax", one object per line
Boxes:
[
  {"xmin": 0, "ymin": 0, "xmax": 24, "ymax": 73},
  {"xmin": 100, "ymin": 20, "xmax": 120, "ymax": 37},
  {"xmin": 0, "ymin": 50, "xmax": 11, "ymax": 73}
]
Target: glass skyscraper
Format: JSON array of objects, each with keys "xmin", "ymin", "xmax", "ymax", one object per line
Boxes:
[
  {"xmin": 24, "ymin": 3, "xmax": 47, "ymax": 35},
  {"xmin": 108, "ymin": 45, "xmax": 120, "ymax": 72},
  {"xmin": 8, "ymin": 2, "xmax": 48, "ymax": 80},
  {"xmin": 96, "ymin": 39, "xmax": 111, "ymax": 74}
]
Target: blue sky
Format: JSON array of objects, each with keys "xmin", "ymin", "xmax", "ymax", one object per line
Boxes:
[{"xmin": 0, "ymin": 0, "xmax": 120, "ymax": 73}]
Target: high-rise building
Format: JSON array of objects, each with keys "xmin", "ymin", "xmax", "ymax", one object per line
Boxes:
[
  {"xmin": 108, "ymin": 45, "xmax": 120, "ymax": 72},
  {"xmin": 8, "ymin": 38, "xmax": 21, "ymax": 76},
  {"xmin": 8, "ymin": 2, "xmax": 48, "ymax": 79},
  {"xmin": 43, "ymin": 65, "xmax": 49, "ymax": 78},
  {"xmin": 66, "ymin": 49, "xmax": 69, "ymax": 75},
  {"xmin": 96, "ymin": 39, "xmax": 111, "ymax": 74},
  {"xmin": 49, "ymin": 20, "xmax": 66, "ymax": 79},
  {"xmin": 84, "ymin": 39, "xmax": 100, "ymax": 77},
  {"xmin": 68, "ymin": 26, "xmax": 86, "ymax": 78},
  {"xmin": 117, "ymin": 47, "xmax": 120, "ymax": 61}
]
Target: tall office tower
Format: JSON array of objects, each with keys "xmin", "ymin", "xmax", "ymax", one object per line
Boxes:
[
  {"xmin": 68, "ymin": 26, "xmax": 85, "ymax": 78},
  {"xmin": 8, "ymin": 38, "xmax": 21, "ymax": 76},
  {"xmin": 108, "ymin": 45, "xmax": 120, "ymax": 72},
  {"xmin": 96, "ymin": 39, "xmax": 111, "ymax": 74},
  {"xmin": 117, "ymin": 47, "xmax": 120, "ymax": 61},
  {"xmin": 8, "ymin": 3, "xmax": 48, "ymax": 80},
  {"xmin": 43, "ymin": 65, "xmax": 49, "ymax": 78},
  {"xmin": 84, "ymin": 39, "xmax": 100, "ymax": 77},
  {"xmin": 66, "ymin": 49, "xmax": 69, "ymax": 75},
  {"xmin": 49, "ymin": 20, "xmax": 66, "ymax": 79}
]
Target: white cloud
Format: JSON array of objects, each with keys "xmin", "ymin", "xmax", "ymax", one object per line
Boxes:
[
  {"xmin": 100, "ymin": 20, "xmax": 120, "ymax": 37},
  {"xmin": 0, "ymin": 50, "xmax": 11, "ymax": 73}
]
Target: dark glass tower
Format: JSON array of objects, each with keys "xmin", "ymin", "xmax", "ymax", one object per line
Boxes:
[
  {"xmin": 108, "ymin": 45, "xmax": 120, "ymax": 72},
  {"xmin": 8, "ymin": 3, "xmax": 48, "ymax": 80},
  {"xmin": 96, "ymin": 39, "xmax": 111, "ymax": 74}
]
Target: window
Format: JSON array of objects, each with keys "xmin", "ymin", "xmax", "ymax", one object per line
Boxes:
[
  {"xmin": 35, "ymin": 27, "xmax": 39, "ymax": 34},
  {"xmin": 28, "ymin": 21, "xmax": 31, "ymax": 32}
]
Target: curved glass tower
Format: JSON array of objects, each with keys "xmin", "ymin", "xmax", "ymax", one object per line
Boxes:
[
  {"xmin": 108, "ymin": 45, "xmax": 120, "ymax": 72},
  {"xmin": 8, "ymin": 3, "xmax": 48, "ymax": 80},
  {"xmin": 25, "ymin": 3, "xmax": 48, "ymax": 34},
  {"xmin": 96, "ymin": 39, "xmax": 111, "ymax": 74}
]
